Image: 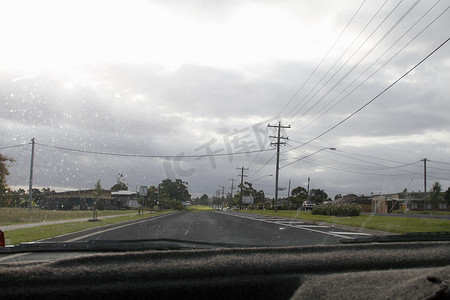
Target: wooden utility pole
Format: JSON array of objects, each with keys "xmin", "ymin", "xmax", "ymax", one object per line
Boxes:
[
  {"xmin": 237, "ymin": 167, "xmax": 248, "ymax": 210},
  {"xmin": 229, "ymin": 178, "xmax": 236, "ymax": 206},
  {"xmin": 268, "ymin": 122, "xmax": 290, "ymax": 212},
  {"xmin": 28, "ymin": 138, "xmax": 35, "ymax": 211},
  {"xmin": 422, "ymin": 158, "xmax": 429, "ymax": 200}
]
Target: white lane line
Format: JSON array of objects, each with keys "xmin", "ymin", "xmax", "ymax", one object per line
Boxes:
[
  {"xmin": 0, "ymin": 213, "xmax": 177, "ymax": 262},
  {"xmin": 295, "ymin": 225, "xmax": 329, "ymax": 228},
  {"xmin": 216, "ymin": 212, "xmax": 354, "ymax": 240},
  {"xmin": 65, "ymin": 213, "xmax": 173, "ymax": 242},
  {"xmin": 0, "ymin": 252, "xmax": 30, "ymax": 262},
  {"xmin": 331, "ymin": 232, "xmax": 372, "ymax": 236},
  {"xmin": 278, "ymin": 222, "xmax": 304, "ymax": 224}
]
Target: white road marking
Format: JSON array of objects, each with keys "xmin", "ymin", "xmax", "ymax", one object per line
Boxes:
[
  {"xmin": 65, "ymin": 213, "xmax": 173, "ymax": 242},
  {"xmin": 216, "ymin": 212, "xmax": 356, "ymax": 240},
  {"xmin": 0, "ymin": 252, "xmax": 30, "ymax": 262},
  {"xmin": 294, "ymin": 225, "xmax": 329, "ymax": 228},
  {"xmin": 331, "ymin": 232, "xmax": 372, "ymax": 236}
]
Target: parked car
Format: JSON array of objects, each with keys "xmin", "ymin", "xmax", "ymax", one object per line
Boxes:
[{"xmin": 301, "ymin": 201, "xmax": 316, "ymax": 211}]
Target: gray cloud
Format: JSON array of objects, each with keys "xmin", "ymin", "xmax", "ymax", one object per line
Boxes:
[{"xmin": 1, "ymin": 0, "xmax": 450, "ymax": 199}]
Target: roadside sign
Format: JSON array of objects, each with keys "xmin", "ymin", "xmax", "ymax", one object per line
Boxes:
[
  {"xmin": 139, "ymin": 186, "xmax": 148, "ymax": 196},
  {"xmin": 128, "ymin": 200, "xmax": 139, "ymax": 208},
  {"xmin": 242, "ymin": 196, "xmax": 254, "ymax": 204}
]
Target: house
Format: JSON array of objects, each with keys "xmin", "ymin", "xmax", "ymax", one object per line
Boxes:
[
  {"xmin": 372, "ymin": 192, "xmax": 449, "ymax": 213},
  {"xmin": 38, "ymin": 189, "xmax": 139, "ymax": 210},
  {"xmin": 111, "ymin": 190, "xmax": 138, "ymax": 209}
]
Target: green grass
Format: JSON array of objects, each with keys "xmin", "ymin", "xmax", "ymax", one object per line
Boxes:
[
  {"xmin": 392, "ymin": 210, "xmax": 450, "ymax": 216},
  {"xmin": 243, "ymin": 210, "xmax": 450, "ymax": 234},
  {"xmin": 3, "ymin": 211, "xmax": 173, "ymax": 245},
  {"xmin": 0, "ymin": 207, "xmax": 139, "ymax": 226},
  {"xmin": 184, "ymin": 205, "xmax": 213, "ymax": 211}
]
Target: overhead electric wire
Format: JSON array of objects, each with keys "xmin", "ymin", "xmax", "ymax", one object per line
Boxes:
[
  {"xmin": 0, "ymin": 143, "xmax": 30, "ymax": 150},
  {"xmin": 304, "ymin": 155, "xmax": 422, "ymax": 173},
  {"xmin": 284, "ymin": 0, "xmax": 391, "ymax": 123},
  {"xmin": 247, "ymin": 152, "xmax": 277, "ymax": 179},
  {"xmin": 289, "ymin": 0, "xmax": 423, "ymax": 132},
  {"xmin": 248, "ymin": 0, "xmax": 396, "ymax": 180},
  {"xmin": 286, "ymin": 138, "xmax": 423, "ymax": 169},
  {"xmin": 283, "ymin": 35, "xmax": 450, "ymax": 154},
  {"xmin": 293, "ymin": 0, "xmax": 446, "ymax": 133},
  {"xmin": 277, "ymin": 0, "xmax": 367, "ymax": 117},
  {"xmin": 281, "ymin": 147, "xmax": 422, "ymax": 174},
  {"xmin": 431, "ymin": 160, "xmax": 450, "ymax": 166},
  {"xmin": 248, "ymin": 0, "xmax": 367, "ymax": 180},
  {"xmin": 298, "ymin": 157, "xmax": 423, "ymax": 177},
  {"xmin": 244, "ymin": 125, "xmax": 280, "ymax": 173},
  {"xmin": 35, "ymin": 142, "xmax": 275, "ymax": 159}
]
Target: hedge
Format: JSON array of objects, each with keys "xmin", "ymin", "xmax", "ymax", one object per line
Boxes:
[{"xmin": 312, "ymin": 203, "xmax": 361, "ymax": 216}]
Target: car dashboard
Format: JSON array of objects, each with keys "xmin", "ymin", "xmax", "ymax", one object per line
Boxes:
[{"xmin": 1, "ymin": 241, "xmax": 449, "ymax": 300}]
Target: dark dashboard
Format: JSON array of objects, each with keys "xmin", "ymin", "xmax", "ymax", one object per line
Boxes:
[{"xmin": 1, "ymin": 240, "xmax": 449, "ymax": 299}]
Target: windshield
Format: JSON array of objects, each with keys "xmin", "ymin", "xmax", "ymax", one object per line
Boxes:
[{"xmin": 1, "ymin": 0, "xmax": 449, "ymax": 252}]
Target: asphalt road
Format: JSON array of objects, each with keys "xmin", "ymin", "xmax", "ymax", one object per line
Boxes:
[{"xmin": 44, "ymin": 211, "xmax": 372, "ymax": 246}]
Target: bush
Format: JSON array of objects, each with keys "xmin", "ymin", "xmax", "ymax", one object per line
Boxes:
[
  {"xmin": 160, "ymin": 199, "xmax": 183, "ymax": 210},
  {"xmin": 312, "ymin": 203, "xmax": 361, "ymax": 216}
]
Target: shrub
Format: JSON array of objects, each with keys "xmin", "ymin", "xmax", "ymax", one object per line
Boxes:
[{"xmin": 312, "ymin": 203, "xmax": 361, "ymax": 216}]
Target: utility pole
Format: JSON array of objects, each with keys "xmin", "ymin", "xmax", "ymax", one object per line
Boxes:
[
  {"xmin": 221, "ymin": 185, "xmax": 225, "ymax": 211},
  {"xmin": 28, "ymin": 138, "xmax": 35, "ymax": 211},
  {"xmin": 268, "ymin": 121, "xmax": 290, "ymax": 212},
  {"xmin": 218, "ymin": 185, "xmax": 225, "ymax": 211},
  {"xmin": 237, "ymin": 167, "xmax": 248, "ymax": 210},
  {"xmin": 422, "ymin": 158, "xmax": 429, "ymax": 200},
  {"xmin": 229, "ymin": 178, "xmax": 236, "ymax": 207},
  {"xmin": 288, "ymin": 179, "xmax": 291, "ymax": 198},
  {"xmin": 307, "ymin": 177, "xmax": 310, "ymax": 194}
]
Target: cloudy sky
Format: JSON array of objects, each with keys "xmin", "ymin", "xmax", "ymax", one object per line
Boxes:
[{"xmin": 1, "ymin": 0, "xmax": 450, "ymax": 199}]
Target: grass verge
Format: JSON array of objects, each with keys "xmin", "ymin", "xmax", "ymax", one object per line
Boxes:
[
  {"xmin": 0, "ymin": 208, "xmax": 141, "ymax": 226},
  {"xmin": 243, "ymin": 210, "xmax": 450, "ymax": 234},
  {"xmin": 184, "ymin": 205, "xmax": 213, "ymax": 211},
  {"xmin": 392, "ymin": 210, "xmax": 450, "ymax": 216},
  {"xmin": 3, "ymin": 211, "xmax": 173, "ymax": 245}
]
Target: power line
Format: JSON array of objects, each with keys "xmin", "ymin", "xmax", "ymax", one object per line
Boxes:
[
  {"xmin": 285, "ymin": 35, "xmax": 450, "ymax": 152},
  {"xmin": 0, "ymin": 143, "xmax": 30, "ymax": 150},
  {"xmin": 292, "ymin": 1, "xmax": 447, "ymax": 133},
  {"xmin": 35, "ymin": 142, "xmax": 275, "ymax": 159},
  {"xmin": 289, "ymin": 0, "xmax": 423, "ymax": 131},
  {"xmin": 278, "ymin": 0, "xmax": 367, "ymax": 117},
  {"xmin": 285, "ymin": 0, "xmax": 391, "ymax": 122}
]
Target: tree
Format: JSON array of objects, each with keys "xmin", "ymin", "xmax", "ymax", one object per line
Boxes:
[
  {"xmin": 310, "ymin": 189, "xmax": 328, "ymax": 203},
  {"xmin": 428, "ymin": 181, "xmax": 442, "ymax": 209},
  {"xmin": 334, "ymin": 194, "xmax": 343, "ymax": 200},
  {"xmin": 238, "ymin": 182, "xmax": 265, "ymax": 205},
  {"xmin": 159, "ymin": 179, "xmax": 190, "ymax": 203},
  {"xmin": 291, "ymin": 186, "xmax": 307, "ymax": 197},
  {"xmin": 144, "ymin": 185, "xmax": 159, "ymax": 208},
  {"xmin": 445, "ymin": 187, "xmax": 450, "ymax": 205},
  {"xmin": 0, "ymin": 153, "xmax": 14, "ymax": 206},
  {"xmin": 290, "ymin": 186, "xmax": 308, "ymax": 207},
  {"xmin": 194, "ymin": 194, "xmax": 209, "ymax": 205},
  {"xmin": 111, "ymin": 173, "xmax": 128, "ymax": 191}
]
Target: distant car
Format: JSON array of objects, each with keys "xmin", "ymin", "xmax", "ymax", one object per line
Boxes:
[{"xmin": 301, "ymin": 201, "xmax": 316, "ymax": 211}]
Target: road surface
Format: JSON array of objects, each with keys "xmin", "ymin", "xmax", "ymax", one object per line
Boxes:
[{"xmin": 44, "ymin": 211, "xmax": 372, "ymax": 246}]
